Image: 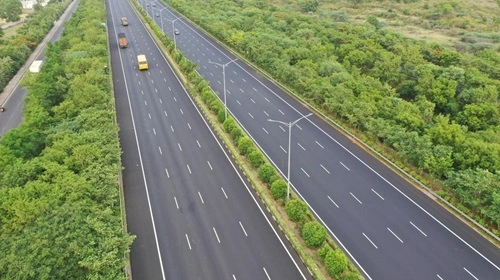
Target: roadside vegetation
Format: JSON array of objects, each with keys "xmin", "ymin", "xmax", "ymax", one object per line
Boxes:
[
  {"xmin": 0, "ymin": 0, "xmax": 133, "ymax": 278},
  {"xmin": 0, "ymin": 0, "xmax": 70, "ymax": 93},
  {"xmin": 164, "ymin": 0, "xmax": 500, "ymax": 236},
  {"xmin": 132, "ymin": 1, "xmax": 362, "ymax": 279}
]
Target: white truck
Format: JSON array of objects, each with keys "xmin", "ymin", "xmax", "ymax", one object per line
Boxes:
[{"xmin": 29, "ymin": 60, "xmax": 43, "ymax": 73}]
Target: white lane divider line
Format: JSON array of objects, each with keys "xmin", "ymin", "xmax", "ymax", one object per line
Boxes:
[
  {"xmin": 148, "ymin": 113, "xmax": 151, "ymax": 119},
  {"xmin": 340, "ymin": 162, "xmax": 350, "ymax": 171},
  {"xmin": 159, "ymin": 98, "xmax": 162, "ymax": 104},
  {"xmin": 155, "ymin": 88, "xmax": 158, "ymax": 93},
  {"xmin": 187, "ymin": 123, "xmax": 191, "ymax": 130},
  {"xmin": 350, "ymin": 192, "xmax": 362, "ymax": 204},
  {"xmin": 158, "ymin": 147, "xmax": 163, "ymax": 155},
  {"xmin": 410, "ymin": 221, "xmax": 427, "ymax": 237},
  {"xmin": 278, "ymin": 109, "xmax": 285, "ymax": 115},
  {"xmin": 144, "ymin": 100, "xmax": 147, "ymax": 106},
  {"xmin": 371, "ymin": 188, "xmax": 385, "ymax": 200},
  {"xmin": 198, "ymin": 192, "xmax": 205, "ymax": 204},
  {"xmin": 138, "ymin": 81, "xmax": 141, "ymax": 86},
  {"xmin": 153, "ymin": 128, "xmax": 156, "ymax": 135},
  {"xmin": 279, "ymin": 125, "xmax": 286, "ymax": 132},
  {"xmin": 253, "ymin": 87, "xmax": 257, "ymax": 92},
  {"xmin": 301, "ymin": 168, "xmax": 310, "ymax": 177},
  {"xmin": 320, "ymin": 164, "xmax": 331, "ymax": 174},
  {"xmin": 239, "ymin": 221, "xmax": 248, "ymax": 237},
  {"xmin": 239, "ymin": 88, "xmax": 244, "ymax": 93},
  {"xmin": 170, "ymin": 125, "xmax": 174, "ymax": 132},
  {"xmin": 165, "ymin": 168, "xmax": 170, "ymax": 178},
  {"xmin": 178, "ymin": 143, "xmax": 182, "ymax": 151},
  {"xmin": 263, "ymin": 111, "xmax": 269, "ymax": 117},
  {"xmin": 264, "ymin": 97, "xmax": 270, "ymax": 102},
  {"xmin": 180, "ymin": 108, "xmax": 184, "ymax": 115},
  {"xmin": 213, "ymin": 227, "xmax": 221, "ymax": 243},
  {"xmin": 141, "ymin": 90, "xmax": 144, "ymax": 95},
  {"xmin": 237, "ymin": 100, "xmax": 241, "ymax": 105},
  {"xmin": 197, "ymin": 140, "xmax": 201, "ymax": 148},
  {"xmin": 251, "ymin": 98, "xmax": 256, "ymax": 104},
  {"xmin": 233, "ymin": 275, "xmax": 237, "ymax": 280},
  {"xmin": 263, "ymin": 267, "xmax": 271, "ymax": 280},
  {"xmin": 174, "ymin": 97, "xmax": 177, "ymax": 102},
  {"xmin": 168, "ymin": 86, "xmax": 171, "ymax": 91},
  {"xmin": 436, "ymin": 274, "xmax": 443, "ymax": 280},
  {"xmin": 297, "ymin": 143, "xmax": 306, "ymax": 151},
  {"xmin": 242, "ymin": 78, "xmax": 246, "ymax": 82},
  {"xmin": 218, "ymin": 80, "xmax": 221, "ymax": 84},
  {"xmin": 315, "ymin": 140, "xmax": 324, "ymax": 149},
  {"xmin": 280, "ymin": 146, "xmax": 287, "ymax": 154},
  {"xmin": 248, "ymin": 112, "xmax": 254, "ymax": 119},
  {"xmin": 296, "ymin": 124, "xmax": 303, "ymax": 130},
  {"xmin": 164, "ymin": 110, "xmax": 168, "ymax": 117},
  {"xmin": 209, "ymin": 72, "xmax": 213, "ymax": 76},
  {"xmin": 207, "ymin": 161, "xmax": 213, "ymax": 170},
  {"xmin": 174, "ymin": 197, "xmax": 179, "ymax": 209},
  {"xmin": 262, "ymin": 127, "xmax": 269, "ymax": 134},
  {"xmin": 233, "ymin": 70, "xmax": 237, "ymax": 74},
  {"xmin": 463, "ymin": 268, "xmax": 478, "ymax": 280},
  {"xmin": 327, "ymin": 196, "xmax": 339, "ymax": 208},
  {"xmin": 185, "ymin": 234, "xmax": 192, "ymax": 250},
  {"xmin": 387, "ymin": 228, "xmax": 404, "ymax": 243},
  {"xmin": 164, "ymin": 78, "xmax": 166, "ymax": 82},
  {"xmin": 363, "ymin": 233, "xmax": 378, "ymax": 249},
  {"xmin": 230, "ymin": 79, "xmax": 234, "ymax": 84},
  {"xmin": 186, "ymin": 164, "xmax": 191, "ymax": 174},
  {"xmin": 221, "ymin": 187, "xmax": 228, "ymax": 199}
]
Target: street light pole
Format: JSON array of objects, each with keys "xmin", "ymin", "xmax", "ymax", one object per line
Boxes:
[
  {"xmin": 166, "ymin": 17, "xmax": 180, "ymax": 49},
  {"xmin": 268, "ymin": 113, "xmax": 312, "ymax": 200},
  {"xmin": 208, "ymin": 58, "xmax": 238, "ymax": 120}
]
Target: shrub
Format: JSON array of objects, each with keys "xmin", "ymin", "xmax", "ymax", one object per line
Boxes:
[
  {"xmin": 258, "ymin": 163, "xmax": 276, "ymax": 183},
  {"xmin": 317, "ymin": 244, "xmax": 333, "ymax": 261},
  {"xmin": 301, "ymin": 221, "xmax": 327, "ymax": 248},
  {"xmin": 237, "ymin": 137, "xmax": 253, "ymax": 155},
  {"xmin": 230, "ymin": 127, "xmax": 243, "ymax": 142},
  {"xmin": 217, "ymin": 108, "xmax": 226, "ymax": 123},
  {"xmin": 286, "ymin": 199, "xmax": 309, "ymax": 222},
  {"xmin": 271, "ymin": 179, "xmax": 287, "ymax": 200},
  {"xmin": 324, "ymin": 250, "xmax": 349, "ymax": 277},
  {"xmin": 223, "ymin": 118, "xmax": 236, "ymax": 132},
  {"xmin": 201, "ymin": 89, "xmax": 215, "ymax": 104},
  {"xmin": 248, "ymin": 150, "xmax": 264, "ymax": 168},
  {"xmin": 210, "ymin": 99, "xmax": 222, "ymax": 113}
]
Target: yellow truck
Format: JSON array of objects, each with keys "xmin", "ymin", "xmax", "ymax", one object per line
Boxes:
[
  {"xmin": 121, "ymin": 17, "xmax": 128, "ymax": 26},
  {"xmin": 137, "ymin": 55, "xmax": 148, "ymax": 70}
]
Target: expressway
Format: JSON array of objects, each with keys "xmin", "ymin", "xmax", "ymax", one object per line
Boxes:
[
  {"xmin": 142, "ymin": 1, "xmax": 500, "ymax": 279},
  {"xmin": 0, "ymin": 0, "xmax": 80, "ymax": 137},
  {"xmin": 106, "ymin": 0, "xmax": 308, "ymax": 279}
]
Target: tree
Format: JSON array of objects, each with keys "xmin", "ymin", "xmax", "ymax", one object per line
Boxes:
[
  {"xmin": 286, "ymin": 199, "xmax": 309, "ymax": 222},
  {"xmin": 0, "ymin": 0, "xmax": 23, "ymax": 22},
  {"xmin": 301, "ymin": 221, "xmax": 327, "ymax": 248},
  {"xmin": 270, "ymin": 179, "xmax": 287, "ymax": 200}
]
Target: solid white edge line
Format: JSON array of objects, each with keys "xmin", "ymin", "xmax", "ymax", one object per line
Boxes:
[{"xmin": 110, "ymin": 2, "xmax": 166, "ymax": 279}]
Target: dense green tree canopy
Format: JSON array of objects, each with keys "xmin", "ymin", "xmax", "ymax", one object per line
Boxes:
[{"xmin": 0, "ymin": 0, "xmax": 22, "ymax": 22}]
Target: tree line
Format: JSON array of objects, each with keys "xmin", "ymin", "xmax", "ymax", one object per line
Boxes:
[
  {"xmin": 168, "ymin": 0, "xmax": 500, "ymax": 232},
  {"xmin": 0, "ymin": 0, "xmax": 133, "ymax": 278}
]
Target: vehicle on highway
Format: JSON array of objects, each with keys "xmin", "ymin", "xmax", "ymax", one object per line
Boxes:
[
  {"xmin": 0, "ymin": 106, "xmax": 4, "ymax": 112},
  {"xmin": 121, "ymin": 17, "xmax": 128, "ymax": 26},
  {"xmin": 118, "ymin": 33, "xmax": 128, "ymax": 48},
  {"xmin": 152, "ymin": 3, "xmax": 156, "ymax": 7},
  {"xmin": 137, "ymin": 54, "xmax": 149, "ymax": 70},
  {"xmin": 174, "ymin": 29, "xmax": 180, "ymax": 35},
  {"xmin": 155, "ymin": 13, "xmax": 159, "ymax": 17}
]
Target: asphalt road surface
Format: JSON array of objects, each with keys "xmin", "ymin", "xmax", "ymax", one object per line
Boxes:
[
  {"xmin": 107, "ymin": 0, "xmax": 309, "ymax": 279},
  {"xmin": 141, "ymin": 1, "xmax": 500, "ymax": 279},
  {"xmin": 0, "ymin": 0, "xmax": 80, "ymax": 137}
]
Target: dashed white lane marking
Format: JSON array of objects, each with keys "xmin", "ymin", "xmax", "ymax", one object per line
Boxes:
[
  {"xmin": 178, "ymin": 143, "xmax": 182, "ymax": 151},
  {"xmin": 221, "ymin": 187, "xmax": 228, "ymax": 199},
  {"xmin": 264, "ymin": 97, "xmax": 270, "ymax": 102},
  {"xmin": 170, "ymin": 126, "xmax": 174, "ymax": 132},
  {"xmin": 263, "ymin": 267, "xmax": 271, "ymax": 280},
  {"xmin": 233, "ymin": 70, "xmax": 237, "ymax": 74},
  {"xmin": 250, "ymin": 98, "xmax": 256, "ymax": 103},
  {"xmin": 301, "ymin": 168, "xmax": 310, "ymax": 177},
  {"xmin": 327, "ymin": 196, "xmax": 339, "ymax": 208},
  {"xmin": 155, "ymin": 88, "xmax": 158, "ymax": 93},
  {"xmin": 138, "ymin": 81, "xmax": 141, "ymax": 86},
  {"xmin": 315, "ymin": 140, "xmax": 324, "ymax": 149},
  {"xmin": 159, "ymin": 98, "xmax": 162, "ymax": 104},
  {"xmin": 387, "ymin": 228, "xmax": 404, "ymax": 243},
  {"xmin": 144, "ymin": 100, "xmax": 147, "ymax": 106},
  {"xmin": 297, "ymin": 143, "xmax": 306, "ymax": 151},
  {"xmin": 237, "ymin": 100, "xmax": 241, "ymax": 105},
  {"xmin": 180, "ymin": 108, "xmax": 184, "ymax": 114},
  {"xmin": 218, "ymin": 80, "xmax": 221, "ymax": 84},
  {"xmin": 437, "ymin": 274, "xmax": 443, "ymax": 280},
  {"xmin": 239, "ymin": 88, "xmax": 244, "ymax": 93},
  {"xmin": 196, "ymin": 140, "xmax": 201, "ymax": 148},
  {"xmin": 141, "ymin": 90, "xmax": 144, "ymax": 95},
  {"xmin": 230, "ymin": 79, "xmax": 234, "ymax": 83},
  {"xmin": 350, "ymin": 192, "xmax": 362, "ymax": 204},
  {"xmin": 168, "ymin": 86, "xmax": 171, "ymax": 91},
  {"xmin": 410, "ymin": 221, "xmax": 427, "ymax": 237},
  {"xmin": 210, "ymin": 72, "xmax": 213, "ymax": 76},
  {"xmin": 151, "ymin": 79, "xmax": 154, "ymax": 84},
  {"xmin": 262, "ymin": 127, "xmax": 269, "ymax": 134},
  {"xmin": 165, "ymin": 168, "xmax": 170, "ymax": 178},
  {"xmin": 248, "ymin": 112, "xmax": 254, "ymax": 119},
  {"xmin": 174, "ymin": 197, "xmax": 179, "ymax": 209},
  {"xmin": 186, "ymin": 164, "xmax": 191, "ymax": 174},
  {"xmin": 278, "ymin": 109, "xmax": 285, "ymax": 115},
  {"xmin": 239, "ymin": 221, "xmax": 248, "ymax": 237},
  {"xmin": 213, "ymin": 227, "xmax": 221, "ymax": 243},
  {"xmin": 253, "ymin": 87, "xmax": 257, "ymax": 92},
  {"xmin": 164, "ymin": 78, "xmax": 166, "ymax": 82},
  {"xmin": 207, "ymin": 161, "xmax": 213, "ymax": 170},
  {"xmin": 263, "ymin": 111, "xmax": 269, "ymax": 116},
  {"xmin": 279, "ymin": 125, "xmax": 286, "ymax": 132},
  {"xmin": 280, "ymin": 146, "xmax": 287, "ymax": 153},
  {"xmin": 340, "ymin": 162, "xmax": 350, "ymax": 171},
  {"xmin": 148, "ymin": 113, "xmax": 152, "ymax": 119},
  {"xmin": 296, "ymin": 124, "xmax": 303, "ymax": 130},
  {"xmin": 233, "ymin": 275, "xmax": 237, "ymax": 280},
  {"xmin": 463, "ymin": 267, "xmax": 478, "ymax": 280},
  {"xmin": 363, "ymin": 233, "xmax": 378, "ymax": 249},
  {"xmin": 371, "ymin": 188, "xmax": 385, "ymax": 200},
  {"xmin": 158, "ymin": 146, "xmax": 163, "ymax": 155},
  {"xmin": 185, "ymin": 234, "xmax": 192, "ymax": 250},
  {"xmin": 174, "ymin": 96, "xmax": 177, "ymax": 102},
  {"xmin": 198, "ymin": 192, "xmax": 205, "ymax": 204},
  {"xmin": 320, "ymin": 164, "xmax": 330, "ymax": 174},
  {"xmin": 242, "ymin": 78, "xmax": 246, "ymax": 82},
  {"xmin": 153, "ymin": 128, "xmax": 156, "ymax": 135}
]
